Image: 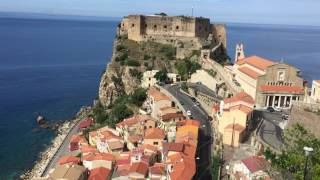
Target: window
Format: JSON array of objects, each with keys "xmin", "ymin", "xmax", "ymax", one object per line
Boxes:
[
  {"xmin": 145, "ymin": 24, "xmax": 148, "ymax": 28},
  {"xmin": 278, "ymin": 71, "xmax": 285, "ymax": 81},
  {"xmin": 164, "ymin": 25, "xmax": 167, "ymax": 29},
  {"xmin": 131, "ymin": 24, "xmax": 135, "ymax": 27},
  {"xmin": 153, "ymin": 142, "xmax": 158, "ymax": 145},
  {"xmin": 154, "ymin": 25, "xmax": 157, "ymax": 28},
  {"xmin": 176, "ymin": 26, "xmax": 179, "ymax": 30}
]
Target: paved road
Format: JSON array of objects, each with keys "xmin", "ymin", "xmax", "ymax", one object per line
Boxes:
[
  {"xmin": 164, "ymin": 84, "xmax": 213, "ymax": 180},
  {"xmin": 256, "ymin": 110, "xmax": 285, "ymax": 151},
  {"xmin": 42, "ymin": 120, "xmax": 81, "ymax": 176}
]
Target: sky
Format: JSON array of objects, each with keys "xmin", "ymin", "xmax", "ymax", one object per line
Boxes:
[{"xmin": 0, "ymin": 0, "xmax": 319, "ymax": 26}]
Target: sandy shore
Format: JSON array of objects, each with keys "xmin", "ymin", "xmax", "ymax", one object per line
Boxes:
[{"xmin": 20, "ymin": 106, "xmax": 92, "ymax": 180}]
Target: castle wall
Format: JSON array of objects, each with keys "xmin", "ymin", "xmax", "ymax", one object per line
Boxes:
[{"xmin": 211, "ymin": 24, "xmax": 227, "ymax": 48}]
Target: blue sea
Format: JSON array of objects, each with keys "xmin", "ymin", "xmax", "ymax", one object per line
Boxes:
[{"xmin": 0, "ymin": 16, "xmax": 319, "ymax": 179}]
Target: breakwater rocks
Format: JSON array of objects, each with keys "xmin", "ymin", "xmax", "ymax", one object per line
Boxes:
[{"xmin": 20, "ymin": 106, "xmax": 92, "ymax": 180}]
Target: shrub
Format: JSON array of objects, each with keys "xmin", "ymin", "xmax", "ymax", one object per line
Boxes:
[
  {"xmin": 129, "ymin": 69, "xmax": 142, "ymax": 80},
  {"xmin": 144, "ymin": 54, "xmax": 151, "ymax": 60},
  {"xmin": 115, "ymin": 52, "xmax": 128, "ymax": 63},
  {"xmin": 160, "ymin": 45, "xmax": 176, "ymax": 60},
  {"xmin": 175, "ymin": 59, "xmax": 201, "ymax": 80},
  {"xmin": 129, "ymin": 88, "xmax": 147, "ymax": 106},
  {"xmin": 154, "ymin": 68, "xmax": 168, "ymax": 83},
  {"xmin": 110, "ymin": 102, "xmax": 133, "ymax": 122},
  {"xmin": 126, "ymin": 59, "xmax": 141, "ymax": 66},
  {"xmin": 116, "ymin": 45, "xmax": 126, "ymax": 52}
]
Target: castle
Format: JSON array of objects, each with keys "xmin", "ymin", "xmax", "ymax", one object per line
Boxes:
[{"xmin": 118, "ymin": 14, "xmax": 226, "ymax": 59}]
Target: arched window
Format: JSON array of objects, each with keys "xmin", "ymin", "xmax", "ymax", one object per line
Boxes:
[{"xmin": 176, "ymin": 26, "xmax": 179, "ymax": 30}]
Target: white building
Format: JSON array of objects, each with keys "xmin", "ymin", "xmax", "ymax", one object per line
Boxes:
[
  {"xmin": 311, "ymin": 80, "xmax": 320, "ymax": 103},
  {"xmin": 141, "ymin": 70, "xmax": 180, "ymax": 88}
]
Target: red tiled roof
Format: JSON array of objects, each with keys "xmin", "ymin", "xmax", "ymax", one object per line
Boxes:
[
  {"xmin": 116, "ymin": 115, "xmax": 152, "ymax": 128},
  {"xmin": 176, "ymin": 120, "xmax": 200, "ymax": 127},
  {"xmin": 130, "ymin": 162, "xmax": 149, "ymax": 175},
  {"xmin": 170, "ymin": 155, "xmax": 196, "ymax": 180},
  {"xmin": 150, "ymin": 163, "xmax": 166, "ymax": 175},
  {"xmin": 168, "ymin": 143, "xmax": 184, "ymax": 152},
  {"xmin": 224, "ymin": 123, "xmax": 245, "ymax": 132},
  {"xmin": 161, "ymin": 113, "xmax": 185, "ymax": 122},
  {"xmin": 144, "ymin": 128, "xmax": 165, "ymax": 139},
  {"xmin": 83, "ymin": 153, "xmax": 114, "ymax": 162},
  {"xmin": 238, "ymin": 55, "xmax": 274, "ymax": 70},
  {"xmin": 88, "ymin": 167, "xmax": 111, "ymax": 180},
  {"xmin": 212, "ymin": 104, "xmax": 220, "ymax": 112},
  {"xmin": 229, "ymin": 104, "xmax": 253, "ymax": 114},
  {"xmin": 315, "ymin": 80, "xmax": 320, "ymax": 84},
  {"xmin": 241, "ymin": 156, "xmax": 269, "ymax": 173},
  {"xmin": 57, "ymin": 155, "xmax": 80, "ymax": 165},
  {"xmin": 128, "ymin": 134, "xmax": 143, "ymax": 143},
  {"xmin": 259, "ymin": 85, "xmax": 303, "ymax": 94},
  {"xmin": 148, "ymin": 88, "xmax": 171, "ymax": 102},
  {"xmin": 224, "ymin": 92, "xmax": 255, "ymax": 105},
  {"xmin": 238, "ymin": 66, "xmax": 263, "ymax": 79},
  {"xmin": 138, "ymin": 144, "xmax": 159, "ymax": 153},
  {"xmin": 70, "ymin": 135, "xmax": 87, "ymax": 144},
  {"xmin": 81, "ymin": 145, "xmax": 98, "ymax": 154},
  {"xmin": 79, "ymin": 118, "xmax": 93, "ymax": 129},
  {"xmin": 100, "ymin": 131, "xmax": 122, "ymax": 141}
]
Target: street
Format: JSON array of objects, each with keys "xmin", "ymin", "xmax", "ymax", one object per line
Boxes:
[
  {"xmin": 164, "ymin": 84, "xmax": 213, "ymax": 180},
  {"xmin": 42, "ymin": 120, "xmax": 81, "ymax": 176}
]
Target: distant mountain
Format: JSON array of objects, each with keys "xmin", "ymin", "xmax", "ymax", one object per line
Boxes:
[{"xmin": 0, "ymin": 11, "xmax": 121, "ymax": 22}]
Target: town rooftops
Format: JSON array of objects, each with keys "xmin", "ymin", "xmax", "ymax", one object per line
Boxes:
[
  {"xmin": 150, "ymin": 163, "xmax": 166, "ymax": 175},
  {"xmin": 238, "ymin": 66, "xmax": 263, "ymax": 79},
  {"xmin": 224, "ymin": 104, "xmax": 253, "ymax": 114},
  {"xmin": 57, "ymin": 155, "xmax": 80, "ymax": 166},
  {"xmin": 83, "ymin": 153, "xmax": 114, "ymax": 162},
  {"xmin": 107, "ymin": 141, "xmax": 124, "ymax": 151},
  {"xmin": 241, "ymin": 156, "xmax": 269, "ymax": 173},
  {"xmin": 161, "ymin": 112, "xmax": 185, "ymax": 122},
  {"xmin": 81, "ymin": 145, "xmax": 99, "ymax": 155},
  {"xmin": 169, "ymin": 155, "xmax": 196, "ymax": 180},
  {"xmin": 144, "ymin": 128, "xmax": 165, "ymax": 139},
  {"xmin": 176, "ymin": 125, "xmax": 199, "ymax": 146},
  {"xmin": 49, "ymin": 164, "xmax": 86, "ymax": 180},
  {"xmin": 224, "ymin": 92, "xmax": 255, "ymax": 105},
  {"xmin": 138, "ymin": 144, "xmax": 159, "ymax": 153},
  {"xmin": 79, "ymin": 118, "xmax": 93, "ymax": 129},
  {"xmin": 70, "ymin": 135, "xmax": 88, "ymax": 144},
  {"xmin": 148, "ymin": 88, "xmax": 171, "ymax": 102},
  {"xmin": 88, "ymin": 167, "xmax": 111, "ymax": 180},
  {"xmin": 315, "ymin": 80, "xmax": 320, "ymax": 84},
  {"xmin": 129, "ymin": 161, "xmax": 149, "ymax": 176},
  {"xmin": 259, "ymin": 85, "xmax": 304, "ymax": 94},
  {"xmin": 224, "ymin": 123, "xmax": 246, "ymax": 132},
  {"xmin": 176, "ymin": 119, "xmax": 200, "ymax": 127},
  {"xmin": 116, "ymin": 115, "xmax": 153, "ymax": 128},
  {"xmin": 237, "ymin": 55, "xmax": 274, "ymax": 71}
]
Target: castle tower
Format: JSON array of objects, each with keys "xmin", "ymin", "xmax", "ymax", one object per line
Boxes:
[{"xmin": 235, "ymin": 43, "xmax": 245, "ymax": 63}]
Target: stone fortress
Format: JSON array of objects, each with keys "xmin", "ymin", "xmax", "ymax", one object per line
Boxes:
[{"xmin": 118, "ymin": 14, "xmax": 226, "ymax": 59}]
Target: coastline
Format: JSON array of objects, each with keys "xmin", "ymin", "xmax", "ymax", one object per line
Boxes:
[{"xmin": 20, "ymin": 106, "xmax": 92, "ymax": 180}]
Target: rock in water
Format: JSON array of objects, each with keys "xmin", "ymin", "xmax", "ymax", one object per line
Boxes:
[{"xmin": 36, "ymin": 116, "xmax": 45, "ymax": 125}]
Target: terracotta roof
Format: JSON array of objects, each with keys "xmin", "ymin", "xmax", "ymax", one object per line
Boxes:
[
  {"xmin": 241, "ymin": 156, "xmax": 269, "ymax": 173},
  {"xmin": 116, "ymin": 153, "xmax": 131, "ymax": 166},
  {"xmin": 161, "ymin": 113, "xmax": 185, "ymax": 122},
  {"xmin": 107, "ymin": 141, "xmax": 124, "ymax": 150},
  {"xmin": 150, "ymin": 163, "xmax": 166, "ymax": 175},
  {"xmin": 148, "ymin": 88, "xmax": 171, "ymax": 102},
  {"xmin": 138, "ymin": 144, "xmax": 159, "ymax": 153},
  {"xmin": 238, "ymin": 55, "xmax": 274, "ymax": 70},
  {"xmin": 130, "ymin": 162, "xmax": 149, "ymax": 175},
  {"xmin": 144, "ymin": 128, "xmax": 165, "ymax": 139},
  {"xmin": 175, "ymin": 125, "xmax": 199, "ymax": 146},
  {"xmin": 81, "ymin": 145, "xmax": 99, "ymax": 154},
  {"xmin": 259, "ymin": 85, "xmax": 303, "ymax": 94},
  {"xmin": 238, "ymin": 66, "xmax": 263, "ymax": 79},
  {"xmin": 57, "ymin": 155, "xmax": 80, "ymax": 165},
  {"xmin": 128, "ymin": 134, "xmax": 143, "ymax": 143},
  {"xmin": 79, "ymin": 118, "xmax": 93, "ymax": 129},
  {"xmin": 168, "ymin": 142, "xmax": 184, "ymax": 152},
  {"xmin": 169, "ymin": 155, "xmax": 196, "ymax": 180},
  {"xmin": 88, "ymin": 167, "xmax": 111, "ymax": 180},
  {"xmin": 70, "ymin": 135, "xmax": 87, "ymax": 144},
  {"xmin": 160, "ymin": 106, "xmax": 175, "ymax": 111},
  {"xmin": 229, "ymin": 104, "xmax": 253, "ymax": 114},
  {"xmin": 212, "ymin": 104, "xmax": 220, "ymax": 112},
  {"xmin": 116, "ymin": 115, "xmax": 152, "ymax": 128},
  {"xmin": 181, "ymin": 142, "xmax": 196, "ymax": 157},
  {"xmin": 224, "ymin": 92, "xmax": 255, "ymax": 105},
  {"xmin": 176, "ymin": 120, "xmax": 200, "ymax": 127},
  {"xmin": 224, "ymin": 123, "xmax": 246, "ymax": 132},
  {"xmin": 315, "ymin": 80, "xmax": 320, "ymax": 84},
  {"xmin": 83, "ymin": 153, "xmax": 114, "ymax": 162},
  {"xmin": 100, "ymin": 131, "xmax": 122, "ymax": 141}
]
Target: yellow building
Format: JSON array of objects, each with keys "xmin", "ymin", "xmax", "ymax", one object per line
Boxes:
[
  {"xmin": 311, "ymin": 80, "xmax": 320, "ymax": 103},
  {"xmin": 213, "ymin": 92, "xmax": 254, "ymax": 147}
]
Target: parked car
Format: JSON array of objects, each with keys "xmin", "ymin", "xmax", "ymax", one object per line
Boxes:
[
  {"xmin": 195, "ymin": 101, "xmax": 200, "ymax": 106},
  {"xmin": 187, "ymin": 110, "xmax": 192, "ymax": 116},
  {"xmin": 191, "ymin": 97, "xmax": 197, "ymax": 102},
  {"xmin": 274, "ymin": 107, "xmax": 282, "ymax": 112},
  {"xmin": 267, "ymin": 106, "xmax": 275, "ymax": 112}
]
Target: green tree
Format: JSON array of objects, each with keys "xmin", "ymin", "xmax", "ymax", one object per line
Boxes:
[
  {"xmin": 92, "ymin": 101, "xmax": 108, "ymax": 124},
  {"xmin": 265, "ymin": 123, "xmax": 320, "ymax": 179},
  {"xmin": 175, "ymin": 59, "xmax": 201, "ymax": 80},
  {"xmin": 154, "ymin": 68, "xmax": 168, "ymax": 83},
  {"xmin": 110, "ymin": 102, "xmax": 133, "ymax": 124},
  {"xmin": 129, "ymin": 88, "xmax": 147, "ymax": 106}
]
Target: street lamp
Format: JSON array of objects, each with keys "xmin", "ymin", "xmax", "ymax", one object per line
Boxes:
[{"xmin": 303, "ymin": 146, "xmax": 313, "ymax": 180}]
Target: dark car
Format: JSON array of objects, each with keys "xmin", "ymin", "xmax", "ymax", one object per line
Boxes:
[
  {"xmin": 267, "ymin": 106, "xmax": 275, "ymax": 112},
  {"xmin": 191, "ymin": 97, "xmax": 197, "ymax": 102}
]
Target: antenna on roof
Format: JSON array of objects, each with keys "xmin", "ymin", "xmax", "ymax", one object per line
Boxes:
[{"xmin": 191, "ymin": 6, "xmax": 194, "ymax": 17}]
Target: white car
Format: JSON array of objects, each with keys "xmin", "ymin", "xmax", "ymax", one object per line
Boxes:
[{"xmin": 187, "ymin": 110, "xmax": 192, "ymax": 116}]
